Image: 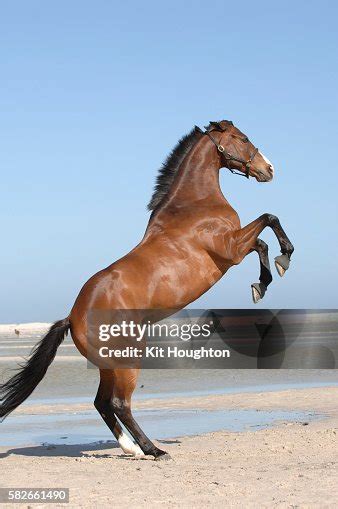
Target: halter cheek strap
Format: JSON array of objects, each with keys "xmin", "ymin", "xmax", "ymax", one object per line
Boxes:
[{"xmin": 196, "ymin": 125, "xmax": 259, "ymax": 179}]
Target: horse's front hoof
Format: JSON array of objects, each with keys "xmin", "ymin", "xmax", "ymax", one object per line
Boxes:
[
  {"xmin": 251, "ymin": 282, "xmax": 266, "ymax": 303},
  {"xmin": 274, "ymin": 254, "xmax": 290, "ymax": 277},
  {"xmin": 155, "ymin": 452, "xmax": 172, "ymax": 461}
]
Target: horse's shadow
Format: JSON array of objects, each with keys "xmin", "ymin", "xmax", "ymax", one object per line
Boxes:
[
  {"xmin": 0, "ymin": 439, "xmax": 179, "ymax": 459},
  {"xmin": 0, "ymin": 440, "xmax": 118, "ymax": 459}
]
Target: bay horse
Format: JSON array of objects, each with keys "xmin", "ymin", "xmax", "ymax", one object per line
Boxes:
[{"xmin": 0, "ymin": 119, "xmax": 294, "ymax": 460}]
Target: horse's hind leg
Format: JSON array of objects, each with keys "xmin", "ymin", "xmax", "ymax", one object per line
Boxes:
[
  {"xmin": 111, "ymin": 368, "xmax": 170, "ymax": 461},
  {"xmin": 94, "ymin": 369, "xmax": 144, "ymax": 457},
  {"xmin": 251, "ymin": 239, "xmax": 273, "ymax": 303}
]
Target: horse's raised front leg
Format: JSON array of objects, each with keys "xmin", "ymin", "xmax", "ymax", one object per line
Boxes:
[
  {"xmin": 251, "ymin": 238, "xmax": 273, "ymax": 303},
  {"xmin": 234, "ymin": 213, "xmax": 294, "ymax": 276}
]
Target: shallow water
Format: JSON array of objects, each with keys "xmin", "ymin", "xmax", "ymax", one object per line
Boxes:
[
  {"xmin": 0, "ymin": 408, "xmax": 318, "ymax": 447},
  {"xmin": 0, "ymin": 330, "xmax": 333, "ymax": 448}
]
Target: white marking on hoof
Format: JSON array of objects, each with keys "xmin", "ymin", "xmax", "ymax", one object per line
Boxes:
[{"xmin": 118, "ymin": 431, "xmax": 145, "ymax": 457}]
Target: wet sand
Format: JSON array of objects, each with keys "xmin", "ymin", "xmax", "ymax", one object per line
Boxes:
[{"xmin": 1, "ymin": 386, "xmax": 338, "ymax": 508}]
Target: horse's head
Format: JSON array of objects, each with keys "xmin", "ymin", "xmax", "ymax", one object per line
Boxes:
[{"xmin": 204, "ymin": 120, "xmax": 274, "ymax": 182}]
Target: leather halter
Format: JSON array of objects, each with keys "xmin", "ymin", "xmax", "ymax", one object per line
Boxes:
[{"xmin": 196, "ymin": 122, "xmax": 259, "ymax": 178}]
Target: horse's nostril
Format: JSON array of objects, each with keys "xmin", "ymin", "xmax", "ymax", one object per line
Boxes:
[{"xmin": 268, "ymin": 164, "xmax": 274, "ymax": 173}]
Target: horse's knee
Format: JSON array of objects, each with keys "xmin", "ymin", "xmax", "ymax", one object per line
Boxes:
[{"xmin": 262, "ymin": 213, "xmax": 279, "ymax": 227}]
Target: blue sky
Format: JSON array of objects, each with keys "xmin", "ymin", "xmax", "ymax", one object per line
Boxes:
[{"xmin": 1, "ymin": 0, "xmax": 337, "ymax": 322}]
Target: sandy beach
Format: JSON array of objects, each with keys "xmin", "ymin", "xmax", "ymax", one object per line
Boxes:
[
  {"xmin": 1, "ymin": 386, "xmax": 338, "ymax": 508},
  {"xmin": 1, "ymin": 328, "xmax": 338, "ymax": 507}
]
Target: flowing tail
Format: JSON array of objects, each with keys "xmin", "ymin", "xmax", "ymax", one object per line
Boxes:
[{"xmin": 0, "ymin": 317, "xmax": 70, "ymax": 421}]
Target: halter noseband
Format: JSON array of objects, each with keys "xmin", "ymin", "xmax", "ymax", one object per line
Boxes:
[{"xmin": 196, "ymin": 122, "xmax": 259, "ymax": 178}]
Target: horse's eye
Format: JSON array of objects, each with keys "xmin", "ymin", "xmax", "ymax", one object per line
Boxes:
[{"xmin": 243, "ymin": 137, "xmax": 249, "ymax": 143}]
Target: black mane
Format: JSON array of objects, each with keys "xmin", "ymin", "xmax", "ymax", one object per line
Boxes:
[{"xmin": 147, "ymin": 126, "xmax": 203, "ymax": 211}]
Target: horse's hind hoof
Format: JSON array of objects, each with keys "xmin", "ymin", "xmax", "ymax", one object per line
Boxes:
[
  {"xmin": 274, "ymin": 254, "xmax": 290, "ymax": 277},
  {"xmin": 251, "ymin": 282, "xmax": 266, "ymax": 303},
  {"xmin": 155, "ymin": 453, "xmax": 172, "ymax": 461}
]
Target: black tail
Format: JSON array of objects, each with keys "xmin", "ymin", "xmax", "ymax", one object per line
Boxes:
[{"xmin": 0, "ymin": 318, "xmax": 70, "ymax": 420}]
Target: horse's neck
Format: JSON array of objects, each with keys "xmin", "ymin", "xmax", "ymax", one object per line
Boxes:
[{"xmin": 151, "ymin": 137, "xmax": 225, "ymax": 219}]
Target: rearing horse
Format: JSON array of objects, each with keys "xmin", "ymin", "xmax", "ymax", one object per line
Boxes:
[{"xmin": 0, "ymin": 119, "xmax": 294, "ymax": 460}]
